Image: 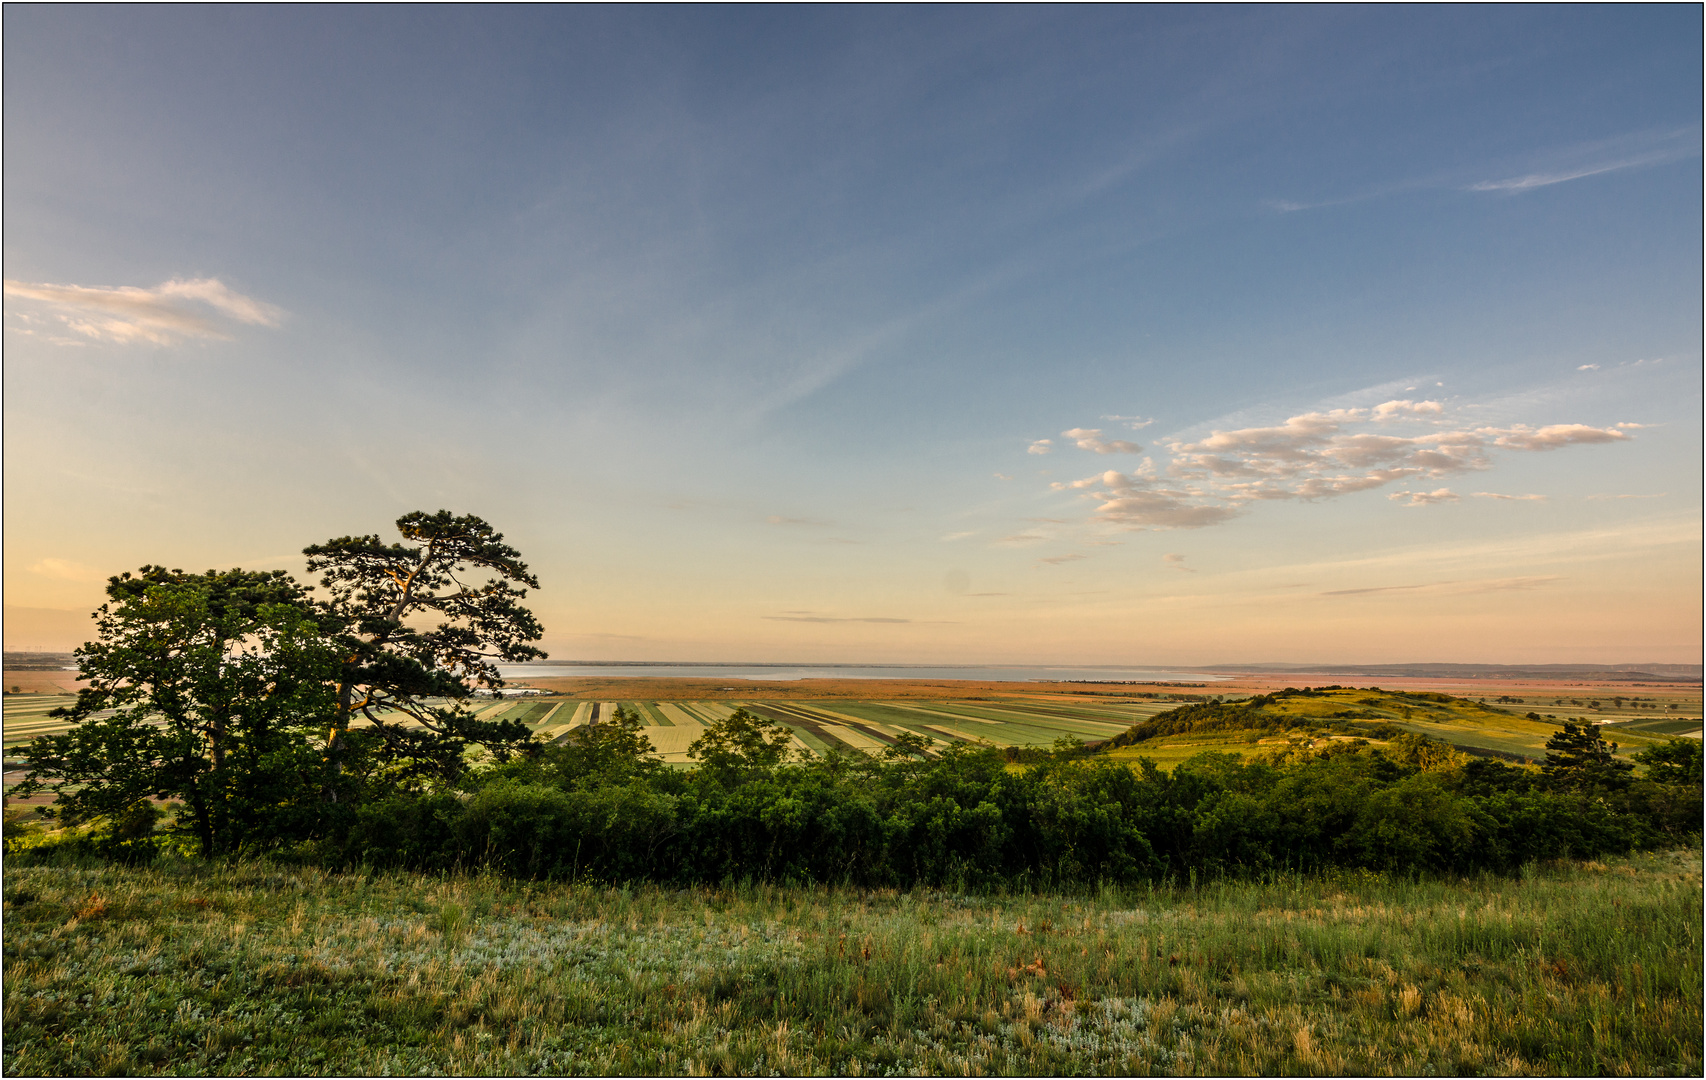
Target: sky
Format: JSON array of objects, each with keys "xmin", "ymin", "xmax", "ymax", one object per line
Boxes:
[{"xmin": 4, "ymin": 6, "xmax": 1700, "ymax": 665}]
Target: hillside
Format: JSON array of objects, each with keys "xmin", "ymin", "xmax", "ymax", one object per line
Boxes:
[{"xmin": 1096, "ymin": 685, "xmax": 1699, "ymax": 766}]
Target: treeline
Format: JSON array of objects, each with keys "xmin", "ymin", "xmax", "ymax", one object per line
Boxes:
[
  {"xmin": 26, "ymin": 709, "xmax": 1696, "ymax": 889},
  {"xmin": 269, "ymin": 713, "xmax": 1706, "ymax": 885}
]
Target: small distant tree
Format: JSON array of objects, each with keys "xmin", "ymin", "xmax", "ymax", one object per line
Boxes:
[
  {"xmin": 1541, "ymin": 721, "xmax": 1634, "ymax": 793},
  {"xmin": 883, "ymin": 730, "xmax": 937, "ymax": 761},
  {"xmin": 687, "ymin": 708, "xmax": 799, "ymax": 778},
  {"xmin": 1385, "ymin": 732, "xmax": 1465, "ymax": 773},
  {"xmin": 304, "ymin": 511, "xmax": 547, "ymax": 796},
  {"xmin": 538, "ymin": 706, "xmax": 661, "ymax": 789}
]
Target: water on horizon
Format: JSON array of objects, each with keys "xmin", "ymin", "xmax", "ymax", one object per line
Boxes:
[{"xmin": 498, "ymin": 663, "xmax": 1227, "ymax": 683}]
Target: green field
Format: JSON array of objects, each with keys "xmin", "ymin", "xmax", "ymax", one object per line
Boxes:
[{"xmin": 3, "ymin": 848, "xmax": 1698, "ymax": 1076}]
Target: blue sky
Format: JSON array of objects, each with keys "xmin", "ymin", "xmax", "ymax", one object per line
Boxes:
[{"xmin": 5, "ymin": 6, "xmax": 1700, "ymax": 663}]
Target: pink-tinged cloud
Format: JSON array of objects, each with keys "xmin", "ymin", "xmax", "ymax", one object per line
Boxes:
[
  {"xmin": 1043, "ymin": 395, "xmax": 1634, "ymax": 530},
  {"xmin": 1372, "ymin": 399, "xmax": 1444, "ymax": 419},
  {"xmin": 1485, "ymin": 424, "xmax": 1630, "ymax": 451},
  {"xmin": 3, "ymin": 277, "xmax": 283, "ymax": 345},
  {"xmin": 1038, "ymin": 553, "xmax": 1087, "ymax": 565},
  {"xmin": 1388, "ymin": 488, "xmax": 1460, "ymax": 506},
  {"xmin": 1092, "ymin": 486, "xmax": 1242, "ymax": 529},
  {"xmin": 1062, "ymin": 428, "xmax": 1143, "ymax": 454}
]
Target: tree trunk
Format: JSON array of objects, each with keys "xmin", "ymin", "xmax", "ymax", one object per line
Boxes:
[
  {"xmin": 324, "ymin": 664, "xmax": 356, "ymax": 803},
  {"xmin": 208, "ymin": 703, "xmax": 229, "ymax": 852},
  {"xmin": 187, "ymin": 779, "xmax": 216, "ymax": 857}
]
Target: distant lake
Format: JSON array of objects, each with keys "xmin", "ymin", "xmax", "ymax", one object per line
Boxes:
[{"xmin": 498, "ymin": 663, "xmax": 1228, "ymax": 683}]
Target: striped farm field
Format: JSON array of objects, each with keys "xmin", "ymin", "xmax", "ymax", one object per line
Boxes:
[
  {"xmin": 4, "ymin": 695, "xmax": 80, "ymax": 750},
  {"xmin": 655, "ymin": 703, "xmax": 705, "ymax": 728},
  {"xmin": 631, "ymin": 726, "xmax": 702, "ymax": 762},
  {"xmin": 1, "ymin": 693, "xmax": 1136, "ymax": 769},
  {"xmin": 722, "ymin": 699, "xmax": 1126, "ymax": 757},
  {"xmin": 920, "ymin": 701, "xmax": 1132, "ymax": 733}
]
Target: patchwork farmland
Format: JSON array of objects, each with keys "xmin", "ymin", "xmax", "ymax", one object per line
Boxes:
[
  {"xmin": 427, "ymin": 694, "xmax": 1163, "ymax": 764},
  {"xmin": 0, "ymin": 692, "xmax": 1169, "ymax": 776},
  {"xmin": 6, "ymin": 682, "xmax": 1701, "ymax": 788}
]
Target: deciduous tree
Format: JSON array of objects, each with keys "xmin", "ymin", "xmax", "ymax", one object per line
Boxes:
[
  {"xmin": 1632, "ymin": 739, "xmax": 1703, "ymax": 786},
  {"xmin": 18, "ymin": 568, "xmax": 338, "ymax": 855},
  {"xmin": 687, "ymin": 708, "xmax": 800, "ymax": 779}
]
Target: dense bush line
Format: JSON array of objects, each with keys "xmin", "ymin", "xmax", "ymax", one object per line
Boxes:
[
  {"xmin": 349, "ymin": 718, "xmax": 1700, "ymax": 886},
  {"xmin": 13, "ymin": 706, "xmax": 1699, "ymax": 887}
]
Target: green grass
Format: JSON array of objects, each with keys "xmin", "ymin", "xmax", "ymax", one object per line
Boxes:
[
  {"xmin": 1105, "ymin": 738, "xmax": 1273, "ymax": 769},
  {"xmin": 3, "ymin": 848, "xmax": 1698, "ymax": 1076}
]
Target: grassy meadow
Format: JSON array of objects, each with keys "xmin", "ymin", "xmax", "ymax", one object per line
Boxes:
[{"xmin": 4, "ymin": 847, "xmax": 1700, "ymax": 1076}]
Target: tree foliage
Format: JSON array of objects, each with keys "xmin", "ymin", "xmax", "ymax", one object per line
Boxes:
[
  {"xmin": 1633, "ymin": 739, "xmax": 1703, "ymax": 786},
  {"xmin": 303, "ymin": 511, "xmax": 548, "ymax": 793},
  {"xmin": 1542, "ymin": 721, "xmax": 1635, "ymax": 792},
  {"xmin": 314, "ymin": 720, "xmax": 1701, "ymax": 886},
  {"xmin": 686, "ymin": 708, "xmax": 802, "ymax": 778},
  {"xmin": 16, "ymin": 568, "xmax": 339, "ymax": 856},
  {"xmin": 18, "ymin": 511, "xmax": 551, "ymax": 853}
]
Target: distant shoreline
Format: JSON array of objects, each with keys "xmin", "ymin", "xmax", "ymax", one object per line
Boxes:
[{"xmin": 504, "ymin": 659, "xmax": 1701, "ymax": 684}]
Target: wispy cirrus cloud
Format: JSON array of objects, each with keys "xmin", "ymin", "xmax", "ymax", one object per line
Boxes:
[
  {"xmin": 764, "ymin": 614, "xmax": 914, "ymax": 624},
  {"xmin": 1100, "ymin": 415, "xmax": 1155, "ymax": 430},
  {"xmin": 1322, "ymin": 576, "xmax": 1563, "ymax": 598},
  {"xmin": 764, "ymin": 612, "xmax": 958, "ymax": 625},
  {"xmin": 1268, "ymin": 130, "xmax": 1698, "ymax": 216},
  {"xmin": 1321, "ymin": 582, "xmax": 1432, "ymax": 597},
  {"xmin": 1046, "ymin": 395, "xmax": 1634, "ymax": 530},
  {"xmin": 4, "ymin": 277, "xmax": 284, "ymax": 346},
  {"xmin": 1468, "ymin": 155, "xmax": 1678, "ymax": 193},
  {"xmin": 1467, "ymin": 128, "xmax": 1697, "ymax": 193}
]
